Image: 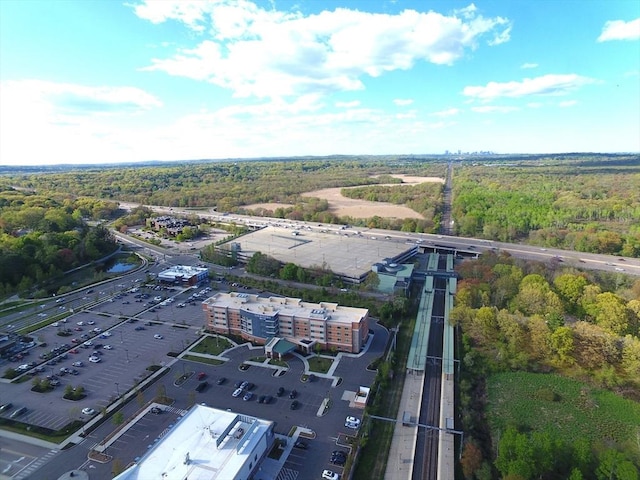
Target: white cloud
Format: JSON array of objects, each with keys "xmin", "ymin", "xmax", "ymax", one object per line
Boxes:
[
  {"xmin": 1, "ymin": 80, "xmax": 161, "ymax": 118},
  {"xmin": 521, "ymin": 62, "xmax": 538, "ymax": 69},
  {"xmin": 597, "ymin": 18, "xmax": 640, "ymax": 42},
  {"xmin": 335, "ymin": 100, "xmax": 361, "ymax": 108},
  {"xmin": 471, "ymin": 105, "xmax": 518, "ymax": 113},
  {"xmin": 431, "ymin": 108, "xmax": 460, "ymax": 117},
  {"xmin": 132, "ymin": 0, "xmax": 512, "ymax": 99},
  {"xmin": 394, "ymin": 98, "xmax": 414, "ymax": 106},
  {"xmin": 463, "ymin": 74, "xmax": 596, "ymax": 100},
  {"xmin": 558, "ymin": 100, "xmax": 577, "ymax": 108},
  {"xmin": 527, "ymin": 102, "xmax": 543, "ymax": 108},
  {"xmin": 427, "ymin": 120, "xmax": 457, "ymax": 129}
]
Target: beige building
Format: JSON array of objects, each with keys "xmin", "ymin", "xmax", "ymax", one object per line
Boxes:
[{"xmin": 202, "ymin": 292, "xmax": 369, "ymax": 354}]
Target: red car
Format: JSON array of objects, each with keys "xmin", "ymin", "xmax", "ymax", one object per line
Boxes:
[
  {"xmin": 197, "ymin": 372, "xmax": 207, "ymax": 380},
  {"xmin": 69, "ymin": 348, "xmax": 79, "ymax": 354}
]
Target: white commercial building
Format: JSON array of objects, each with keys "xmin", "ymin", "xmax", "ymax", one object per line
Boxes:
[
  {"xmin": 157, "ymin": 265, "xmax": 209, "ymax": 286},
  {"xmin": 113, "ymin": 405, "xmax": 275, "ymax": 480}
]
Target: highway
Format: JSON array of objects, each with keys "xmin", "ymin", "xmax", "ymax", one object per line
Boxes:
[{"xmin": 118, "ymin": 201, "xmax": 640, "ymax": 277}]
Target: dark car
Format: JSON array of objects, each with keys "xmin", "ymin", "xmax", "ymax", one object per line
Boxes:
[
  {"xmin": 10, "ymin": 406, "xmax": 27, "ymax": 419},
  {"xmin": 234, "ymin": 380, "xmax": 242, "ymax": 388},
  {"xmin": 216, "ymin": 377, "xmax": 226, "ymax": 385},
  {"xmin": 276, "ymin": 387, "xmax": 284, "ymax": 397},
  {"xmin": 263, "ymin": 395, "xmax": 273, "ymax": 404},
  {"xmin": 0, "ymin": 402, "xmax": 13, "ymax": 412},
  {"xmin": 290, "ymin": 400, "xmax": 299, "ymax": 410},
  {"xmin": 331, "ymin": 455, "xmax": 346, "ymax": 466},
  {"xmin": 294, "ymin": 441, "xmax": 307, "ymax": 449},
  {"xmin": 134, "ymin": 326, "xmax": 145, "ymax": 331},
  {"xmin": 258, "ymin": 395, "xmax": 266, "ymax": 404},
  {"xmin": 289, "ymin": 389, "xmax": 297, "ymax": 399},
  {"xmin": 195, "ymin": 381, "xmax": 209, "ymax": 393},
  {"xmin": 150, "ymin": 406, "xmax": 163, "ymax": 414}
]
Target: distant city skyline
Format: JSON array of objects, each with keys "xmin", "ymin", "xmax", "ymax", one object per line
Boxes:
[{"xmin": 1, "ymin": 0, "xmax": 638, "ymax": 166}]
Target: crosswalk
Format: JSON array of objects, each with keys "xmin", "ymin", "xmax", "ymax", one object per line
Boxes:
[
  {"xmin": 13, "ymin": 449, "xmax": 58, "ymax": 480},
  {"xmin": 162, "ymin": 406, "xmax": 188, "ymax": 415},
  {"xmin": 276, "ymin": 467, "xmax": 299, "ymax": 480}
]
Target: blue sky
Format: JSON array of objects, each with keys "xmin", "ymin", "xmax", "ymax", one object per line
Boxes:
[{"xmin": 1, "ymin": 0, "xmax": 638, "ymax": 165}]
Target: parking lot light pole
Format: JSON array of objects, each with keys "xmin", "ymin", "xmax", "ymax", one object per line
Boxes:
[
  {"xmin": 125, "ymin": 349, "xmax": 130, "ymax": 363},
  {"xmin": 115, "ymin": 382, "xmax": 120, "ymax": 398}
]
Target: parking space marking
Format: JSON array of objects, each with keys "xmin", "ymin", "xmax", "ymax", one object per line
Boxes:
[{"xmin": 276, "ymin": 467, "xmax": 299, "ymax": 480}]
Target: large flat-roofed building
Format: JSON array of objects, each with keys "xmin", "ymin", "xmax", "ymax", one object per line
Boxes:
[
  {"xmin": 157, "ymin": 265, "xmax": 208, "ymax": 286},
  {"xmin": 202, "ymin": 292, "xmax": 369, "ymax": 353},
  {"xmin": 113, "ymin": 405, "xmax": 275, "ymax": 480}
]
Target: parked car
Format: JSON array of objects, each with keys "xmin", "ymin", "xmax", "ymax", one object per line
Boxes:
[
  {"xmin": 322, "ymin": 470, "xmax": 339, "ymax": 480},
  {"xmin": 290, "ymin": 400, "xmax": 299, "ymax": 410},
  {"xmin": 197, "ymin": 372, "xmax": 207, "ymax": 380},
  {"xmin": 0, "ymin": 402, "xmax": 13, "ymax": 412},
  {"xmin": 294, "ymin": 441, "xmax": 307, "ymax": 449},
  {"xmin": 154, "ymin": 334, "xmax": 163, "ymax": 340},
  {"xmin": 10, "ymin": 407, "xmax": 27, "ymax": 419},
  {"xmin": 150, "ymin": 406, "xmax": 163, "ymax": 415},
  {"xmin": 345, "ymin": 416, "xmax": 361, "ymax": 429},
  {"xmin": 232, "ymin": 387, "xmax": 243, "ymax": 397},
  {"xmin": 82, "ymin": 407, "xmax": 96, "ymax": 415},
  {"xmin": 289, "ymin": 389, "xmax": 297, "ymax": 399},
  {"xmin": 195, "ymin": 381, "xmax": 209, "ymax": 393},
  {"xmin": 276, "ymin": 386, "xmax": 285, "ymax": 397},
  {"xmin": 215, "ymin": 377, "xmax": 226, "ymax": 385}
]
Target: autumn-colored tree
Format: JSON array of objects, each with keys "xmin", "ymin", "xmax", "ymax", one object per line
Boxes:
[{"xmin": 460, "ymin": 440, "xmax": 484, "ymax": 479}]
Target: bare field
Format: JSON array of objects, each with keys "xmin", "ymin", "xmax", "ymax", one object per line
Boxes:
[{"xmin": 245, "ymin": 175, "xmax": 444, "ymax": 219}]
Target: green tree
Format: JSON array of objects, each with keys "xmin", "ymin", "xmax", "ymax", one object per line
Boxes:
[
  {"xmin": 549, "ymin": 326, "xmax": 574, "ymax": 365},
  {"xmin": 112, "ymin": 411, "xmax": 124, "ymax": 425},
  {"xmin": 596, "ymin": 449, "xmax": 639, "ymax": 480}
]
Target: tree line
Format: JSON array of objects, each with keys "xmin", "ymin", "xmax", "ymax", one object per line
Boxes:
[
  {"xmin": 453, "ymin": 251, "xmax": 640, "ymax": 479},
  {"xmin": 0, "ymin": 188, "xmax": 119, "ymax": 297}
]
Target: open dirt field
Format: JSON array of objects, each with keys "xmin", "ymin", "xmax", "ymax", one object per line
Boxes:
[{"xmin": 246, "ymin": 175, "xmax": 444, "ymax": 220}]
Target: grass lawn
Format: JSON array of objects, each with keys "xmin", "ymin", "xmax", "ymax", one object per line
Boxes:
[
  {"xmin": 190, "ymin": 336, "xmax": 232, "ymax": 355},
  {"xmin": 307, "ymin": 356, "xmax": 333, "ymax": 374},
  {"xmin": 487, "ymin": 371, "xmax": 640, "ymax": 447},
  {"xmin": 182, "ymin": 354, "xmax": 224, "ymax": 366}
]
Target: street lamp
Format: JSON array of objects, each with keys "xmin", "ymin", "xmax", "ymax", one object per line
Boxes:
[
  {"xmin": 115, "ymin": 382, "xmax": 120, "ymax": 398},
  {"xmin": 125, "ymin": 349, "xmax": 129, "ymax": 363}
]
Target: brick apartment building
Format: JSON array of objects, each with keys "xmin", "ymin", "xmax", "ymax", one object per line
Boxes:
[{"xmin": 202, "ymin": 292, "xmax": 369, "ymax": 354}]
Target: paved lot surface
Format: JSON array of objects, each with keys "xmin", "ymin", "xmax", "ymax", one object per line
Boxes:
[
  {"xmin": 231, "ymin": 225, "xmax": 415, "ymax": 279},
  {"xmin": 1, "ymin": 250, "xmax": 388, "ymax": 480}
]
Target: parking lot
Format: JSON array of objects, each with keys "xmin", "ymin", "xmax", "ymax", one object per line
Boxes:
[{"xmin": 2, "ymin": 267, "xmax": 388, "ymax": 480}]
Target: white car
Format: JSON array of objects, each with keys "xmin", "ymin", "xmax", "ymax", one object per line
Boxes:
[
  {"xmin": 77, "ymin": 321, "xmax": 84, "ymax": 326},
  {"xmin": 322, "ymin": 470, "xmax": 339, "ymax": 480},
  {"xmin": 103, "ymin": 345, "xmax": 113, "ymax": 350},
  {"xmin": 84, "ymin": 340, "xmax": 93, "ymax": 347},
  {"xmin": 232, "ymin": 388, "xmax": 244, "ymax": 398},
  {"xmin": 82, "ymin": 407, "xmax": 96, "ymax": 415},
  {"xmin": 52, "ymin": 322, "xmax": 59, "ymax": 327},
  {"xmin": 93, "ymin": 327, "xmax": 102, "ymax": 333},
  {"xmin": 102, "ymin": 331, "xmax": 112, "ymax": 337},
  {"xmin": 154, "ymin": 334, "xmax": 163, "ymax": 340},
  {"xmin": 87, "ymin": 320, "xmax": 95, "ymax": 325},
  {"xmin": 88, "ymin": 356, "xmax": 101, "ymax": 363},
  {"xmin": 345, "ymin": 416, "xmax": 361, "ymax": 429}
]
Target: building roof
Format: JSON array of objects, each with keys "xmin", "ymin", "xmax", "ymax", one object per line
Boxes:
[
  {"xmin": 157, "ymin": 265, "xmax": 208, "ymax": 281},
  {"xmin": 203, "ymin": 292, "xmax": 368, "ymax": 325},
  {"xmin": 270, "ymin": 337, "xmax": 298, "ymax": 355},
  {"xmin": 113, "ymin": 405, "xmax": 273, "ymax": 480}
]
